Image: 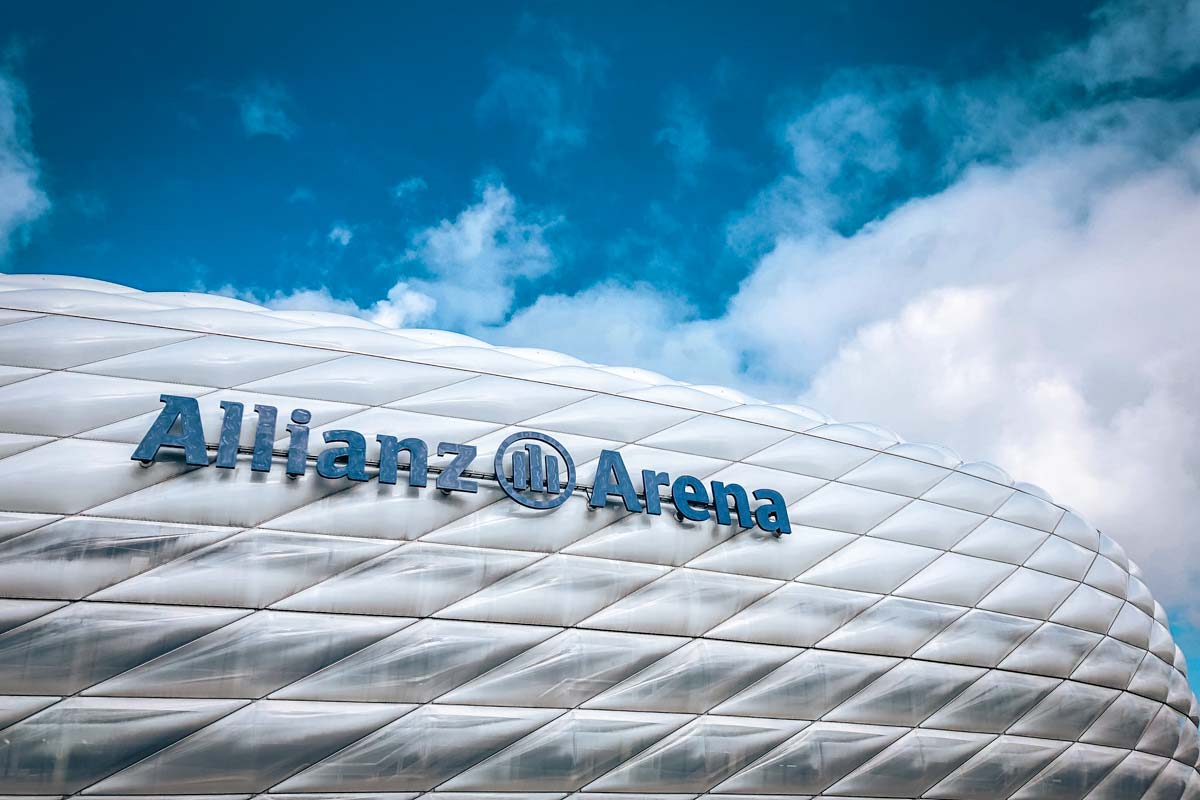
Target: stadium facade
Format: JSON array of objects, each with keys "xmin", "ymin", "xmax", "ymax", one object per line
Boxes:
[{"xmin": 0, "ymin": 271, "xmax": 1196, "ymax": 799}]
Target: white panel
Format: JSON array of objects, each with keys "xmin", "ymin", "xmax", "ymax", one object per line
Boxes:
[
  {"xmin": 785, "ymin": 482, "xmax": 910, "ymax": 535},
  {"xmin": 75, "ymin": 335, "xmax": 341, "ymax": 387},
  {"xmin": 241, "ymin": 354, "xmax": 473, "ymax": 406},
  {"xmin": 638, "ymin": 414, "xmax": 791, "ymax": 461},
  {"xmin": 0, "ymin": 315, "xmax": 199, "ymax": 369}
]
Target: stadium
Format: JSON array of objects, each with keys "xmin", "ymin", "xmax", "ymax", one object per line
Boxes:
[{"xmin": 0, "ymin": 272, "xmax": 1196, "ymax": 799}]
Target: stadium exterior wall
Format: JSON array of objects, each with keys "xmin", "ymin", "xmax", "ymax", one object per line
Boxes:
[{"xmin": 0, "ymin": 272, "xmax": 1196, "ymax": 799}]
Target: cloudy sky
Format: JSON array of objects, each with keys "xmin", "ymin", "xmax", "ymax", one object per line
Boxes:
[{"xmin": 2, "ymin": 0, "xmax": 1199, "ymax": 681}]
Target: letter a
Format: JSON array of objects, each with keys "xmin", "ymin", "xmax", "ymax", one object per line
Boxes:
[
  {"xmin": 131, "ymin": 394, "xmax": 209, "ymax": 466},
  {"xmin": 591, "ymin": 450, "xmax": 642, "ymax": 512}
]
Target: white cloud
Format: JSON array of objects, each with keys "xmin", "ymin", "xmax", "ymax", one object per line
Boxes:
[
  {"xmin": 0, "ymin": 72, "xmax": 49, "ymax": 257},
  {"xmin": 327, "ymin": 224, "xmax": 353, "ymax": 246},
  {"xmin": 392, "ymin": 176, "xmax": 427, "ymax": 200},
  {"xmin": 236, "ymin": 81, "xmax": 297, "ymax": 140},
  {"xmin": 218, "ymin": 282, "xmax": 436, "ymax": 328},
  {"xmin": 402, "ymin": 181, "xmax": 557, "ymax": 330}
]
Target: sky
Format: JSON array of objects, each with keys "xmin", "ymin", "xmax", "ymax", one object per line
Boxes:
[{"xmin": 2, "ymin": 0, "xmax": 1199, "ymax": 683}]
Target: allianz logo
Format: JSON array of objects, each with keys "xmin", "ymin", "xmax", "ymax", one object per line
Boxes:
[{"xmin": 133, "ymin": 394, "xmax": 792, "ymax": 536}]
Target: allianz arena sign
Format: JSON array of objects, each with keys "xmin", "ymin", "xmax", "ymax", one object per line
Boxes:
[{"xmin": 133, "ymin": 393, "xmax": 793, "ymax": 535}]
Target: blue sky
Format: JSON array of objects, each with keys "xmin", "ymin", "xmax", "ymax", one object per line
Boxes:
[{"xmin": 3, "ymin": 0, "xmax": 1200, "ymax": 685}]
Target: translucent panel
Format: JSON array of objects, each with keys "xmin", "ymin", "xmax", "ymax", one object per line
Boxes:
[
  {"xmin": 824, "ymin": 660, "xmax": 983, "ymax": 726},
  {"xmin": 1128, "ymin": 651, "xmax": 1174, "ymax": 702},
  {"xmin": 0, "ymin": 287, "xmax": 168, "ymax": 315},
  {"xmin": 999, "ymin": 622, "xmax": 1103, "ymax": 678},
  {"xmin": 86, "ymin": 453, "xmax": 352, "ymax": 529},
  {"xmin": 827, "ymin": 727, "xmax": 993, "ymax": 797},
  {"xmin": 0, "ymin": 517, "xmax": 237, "ymax": 600},
  {"xmin": 387, "ymin": 374, "xmax": 590, "ymax": 424},
  {"xmin": 1083, "ymin": 555, "xmax": 1129, "ymax": 597},
  {"xmin": 950, "ymin": 517, "xmax": 1048, "ymax": 565},
  {"xmin": 274, "ymin": 618, "xmax": 556, "ymax": 702},
  {"xmin": 520, "ymin": 394, "xmax": 696, "ymax": 441},
  {"xmin": 1167, "ymin": 669, "xmax": 1195, "ymax": 715},
  {"xmin": 422, "ymin": 492, "xmax": 627, "ymax": 554},
  {"xmin": 620, "ymin": 384, "xmax": 739, "ymax": 412},
  {"xmin": 637, "ymin": 414, "xmax": 791, "ymax": 461},
  {"xmin": 1127, "ymin": 575, "xmax": 1157, "ymax": 616},
  {"xmin": 922, "ymin": 669, "xmax": 1059, "ymax": 733},
  {"xmin": 993, "ymin": 489, "xmax": 1064, "ymax": 532},
  {"xmin": 90, "ymin": 700, "xmax": 413, "ymax": 794},
  {"xmin": 0, "ymin": 315, "xmax": 198, "ymax": 370},
  {"xmin": 435, "ymin": 554, "xmax": 668, "ymax": 627},
  {"xmin": 442, "ymin": 709, "xmax": 690, "ymax": 791},
  {"xmin": 719, "ymin": 402, "xmax": 823, "ymax": 432},
  {"xmin": 784, "ymin": 482, "xmax": 910, "ymax": 535},
  {"xmin": 266, "ymin": 480, "xmax": 502, "ymax": 541},
  {"xmin": 742, "ymin": 433, "xmax": 875, "ymax": 480},
  {"xmin": 797, "ymin": 537, "xmax": 939, "ymax": 593},
  {"xmin": 564, "ymin": 508, "xmax": 737, "ymax": 568},
  {"xmin": 410, "ymin": 344, "xmax": 541, "ymax": 375},
  {"xmin": 275, "ymin": 704, "xmax": 561, "ymax": 791},
  {"xmin": 1174, "ymin": 711, "xmax": 1200, "ymax": 763},
  {"xmin": 579, "ymin": 569, "xmax": 778, "ymax": 636},
  {"xmin": 1098, "ymin": 532, "xmax": 1130, "ymax": 568},
  {"xmin": 583, "ymin": 638, "xmax": 797, "ymax": 714},
  {"xmin": 274, "ymin": 324, "xmax": 434, "ymax": 356},
  {"xmin": 585, "ymin": 715, "xmax": 806, "ymax": 792},
  {"xmin": 1110, "ymin": 601, "xmax": 1155, "ymax": 649},
  {"xmin": 1085, "ymin": 751, "xmax": 1168, "ymax": 800},
  {"xmin": 441, "ymin": 628, "xmax": 685, "ymax": 708},
  {"xmin": 818, "ymin": 596, "xmax": 966, "ymax": 657},
  {"xmin": 0, "ymin": 433, "xmax": 53, "ymax": 462},
  {"xmin": 977, "ymin": 567, "xmax": 1078, "ymax": 619},
  {"xmin": 837, "ymin": 453, "xmax": 950, "ymax": 497},
  {"xmin": 893, "ymin": 553, "xmax": 1015, "ymax": 606},
  {"xmin": 1149, "ymin": 622, "xmax": 1177, "ymax": 662},
  {"xmin": 686, "ymin": 525, "xmax": 855, "ymax": 581},
  {"xmin": 1051, "ymin": 583, "xmax": 1125, "ymax": 634},
  {"xmin": 926, "ymin": 735, "xmax": 1069, "ymax": 800},
  {"xmin": 920, "ymin": 471, "xmax": 1014, "ymax": 514},
  {"xmin": 708, "ymin": 582, "xmax": 881, "ymax": 647},
  {"xmin": 1071, "ymin": 635, "xmax": 1148, "ymax": 689},
  {"xmin": 0, "ymin": 598, "xmax": 66, "ymax": 634},
  {"xmin": 0, "ymin": 371, "xmax": 212, "ymax": 437},
  {"xmin": 1025, "ymin": 534, "xmax": 1095, "ymax": 581},
  {"xmin": 1078, "ymin": 691, "xmax": 1160, "ymax": 747},
  {"xmin": 957, "ymin": 461, "xmax": 1013, "ymax": 484},
  {"xmin": 0, "ymin": 438, "xmax": 192, "ymax": 515},
  {"xmin": 713, "ymin": 649, "xmax": 898, "ymax": 720},
  {"xmin": 0, "ymin": 694, "xmax": 58, "ymax": 729},
  {"xmin": 864, "ymin": 499, "xmax": 985, "ymax": 549},
  {"xmin": 1145, "ymin": 761, "xmax": 1196, "ymax": 800},
  {"xmin": 275, "ymin": 542, "xmax": 540, "ymax": 617},
  {"xmin": 1008, "ymin": 680, "xmax": 1119, "ymax": 739},
  {"xmin": 0, "ymin": 365, "xmax": 46, "ymax": 389},
  {"xmin": 92, "ymin": 530, "xmax": 395, "ymax": 609},
  {"xmin": 1054, "ymin": 509, "xmax": 1101, "ymax": 550},
  {"xmin": 74, "ymin": 335, "xmax": 341, "ymax": 387},
  {"xmin": 238, "ymin": 354, "xmax": 472, "ymax": 406},
  {"xmin": 808, "ymin": 421, "xmax": 899, "ymax": 449},
  {"xmin": 0, "ymin": 696, "xmax": 244, "ymax": 793},
  {"xmin": 86, "ymin": 610, "xmax": 408, "ymax": 698},
  {"xmin": 1137, "ymin": 705, "xmax": 1187, "ymax": 763},
  {"xmin": 0, "ymin": 601, "xmax": 246, "ymax": 694},
  {"xmin": 713, "ymin": 722, "xmax": 908, "ymax": 794}
]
